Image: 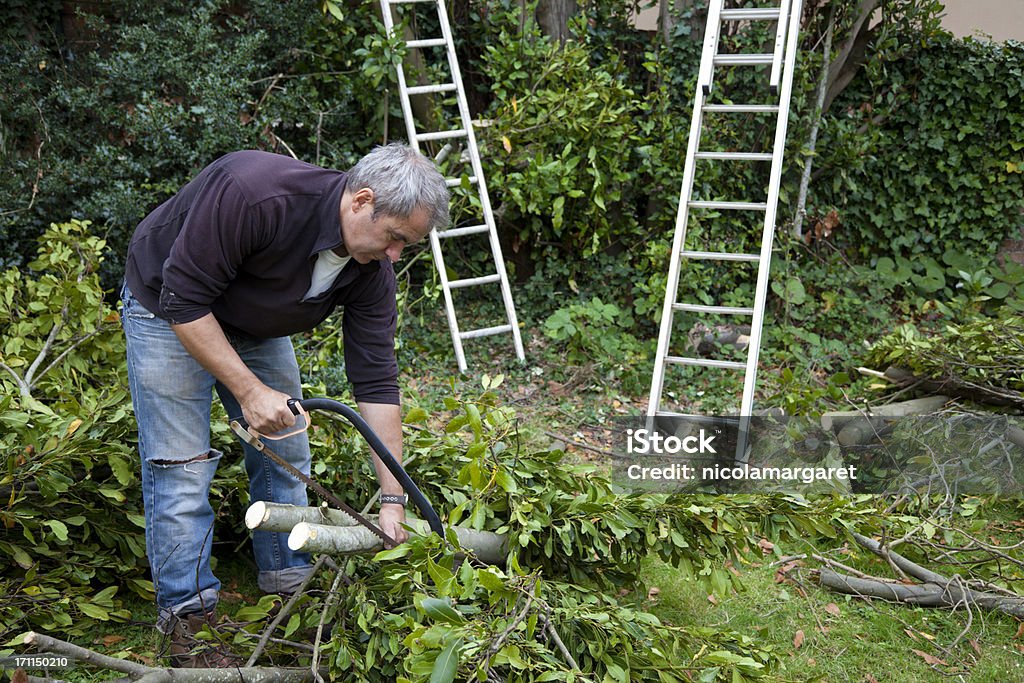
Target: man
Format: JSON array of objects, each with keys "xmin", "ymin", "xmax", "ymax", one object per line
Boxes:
[{"xmin": 120, "ymin": 144, "xmax": 449, "ymax": 667}]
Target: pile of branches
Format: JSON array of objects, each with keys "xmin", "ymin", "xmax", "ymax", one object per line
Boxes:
[{"xmin": 864, "ymin": 315, "xmax": 1024, "ymax": 410}]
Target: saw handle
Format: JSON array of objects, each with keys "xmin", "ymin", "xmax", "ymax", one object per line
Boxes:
[{"xmin": 233, "ymin": 398, "xmax": 310, "ymax": 440}]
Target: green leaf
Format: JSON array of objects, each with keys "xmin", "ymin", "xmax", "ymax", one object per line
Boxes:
[
  {"xmin": 494, "ymin": 468, "xmax": 518, "ymax": 493},
  {"xmin": 79, "ymin": 602, "xmax": 110, "ymax": 620},
  {"xmin": 93, "ymin": 585, "xmax": 118, "ymax": 605},
  {"xmin": 323, "ymin": 0, "xmax": 344, "ymax": 22},
  {"xmin": 418, "ymin": 596, "xmax": 466, "ymax": 625},
  {"xmin": 429, "ymin": 637, "xmax": 463, "ymax": 683},
  {"xmin": 284, "ymin": 613, "xmax": 301, "ymax": 638},
  {"xmin": 375, "ymin": 544, "xmax": 412, "ymax": 562},
  {"xmin": 45, "ymin": 520, "xmax": 69, "ymax": 542},
  {"xmin": 10, "ymin": 545, "xmax": 33, "ymax": 569},
  {"xmin": 405, "ymin": 407, "xmax": 429, "ymax": 424},
  {"xmin": 466, "ymin": 404, "xmax": 483, "ymax": 437},
  {"xmin": 477, "ymin": 569, "xmax": 505, "ymax": 592}
]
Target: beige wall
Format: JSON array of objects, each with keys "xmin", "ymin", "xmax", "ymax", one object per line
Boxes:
[
  {"xmin": 633, "ymin": 1, "xmax": 1024, "ymax": 42},
  {"xmin": 941, "ymin": 0, "xmax": 1024, "ymax": 42}
]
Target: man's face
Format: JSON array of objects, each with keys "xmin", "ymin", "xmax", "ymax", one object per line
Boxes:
[{"xmin": 340, "ymin": 188, "xmax": 432, "ymax": 264}]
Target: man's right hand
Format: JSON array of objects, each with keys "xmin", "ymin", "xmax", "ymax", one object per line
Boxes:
[{"xmin": 239, "ymin": 384, "xmax": 298, "ymax": 435}]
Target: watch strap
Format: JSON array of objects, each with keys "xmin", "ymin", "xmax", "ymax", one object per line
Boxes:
[{"xmin": 380, "ymin": 493, "xmax": 408, "ymax": 507}]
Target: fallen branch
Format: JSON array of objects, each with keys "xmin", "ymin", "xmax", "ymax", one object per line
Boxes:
[
  {"xmin": 815, "ymin": 534, "xmax": 1024, "ymax": 619},
  {"xmin": 884, "ymin": 367, "xmax": 1024, "ymax": 409},
  {"xmin": 21, "ymin": 632, "xmax": 322, "ymax": 682},
  {"xmin": 246, "ymin": 554, "xmax": 329, "ymax": 666},
  {"xmin": 541, "ymin": 431, "xmax": 619, "ymax": 459}
]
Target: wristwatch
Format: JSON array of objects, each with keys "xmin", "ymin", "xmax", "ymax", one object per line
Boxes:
[{"xmin": 379, "ymin": 493, "xmax": 408, "ymax": 507}]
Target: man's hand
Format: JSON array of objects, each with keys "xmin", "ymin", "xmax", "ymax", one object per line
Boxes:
[
  {"xmin": 378, "ymin": 504, "xmax": 408, "ymax": 548},
  {"xmin": 238, "ymin": 384, "xmax": 297, "ymax": 435}
]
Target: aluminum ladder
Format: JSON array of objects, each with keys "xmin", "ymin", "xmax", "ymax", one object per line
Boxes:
[
  {"xmin": 380, "ymin": 0, "xmax": 525, "ymax": 373},
  {"xmin": 647, "ymin": 0, "xmax": 804, "ymax": 448}
]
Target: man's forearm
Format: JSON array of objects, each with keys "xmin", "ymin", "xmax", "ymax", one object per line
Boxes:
[
  {"xmin": 359, "ymin": 401, "xmax": 408, "ymax": 546},
  {"xmin": 172, "ymin": 313, "xmax": 261, "ymax": 398},
  {"xmin": 357, "ymin": 402, "xmax": 405, "ymax": 495},
  {"xmin": 171, "ymin": 313, "xmax": 295, "ymax": 433}
]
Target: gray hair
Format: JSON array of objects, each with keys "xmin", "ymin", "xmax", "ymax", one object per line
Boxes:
[{"xmin": 347, "ymin": 143, "xmax": 450, "ymax": 231}]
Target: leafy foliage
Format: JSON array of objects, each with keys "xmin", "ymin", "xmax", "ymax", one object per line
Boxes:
[
  {"xmin": 0, "ymin": 221, "xmax": 148, "ymax": 638},
  {"xmin": 864, "ymin": 312, "xmax": 1024, "ymax": 403},
  {"xmin": 816, "ymin": 34, "xmax": 1024, "ymax": 259},
  {"xmin": 0, "ymin": 0, "xmax": 386, "ymax": 286},
  {"xmin": 542, "ymin": 297, "xmax": 646, "ymax": 386},
  {"xmin": 313, "ymin": 534, "xmax": 781, "ymax": 683},
  {"xmin": 252, "ymin": 377, "xmax": 874, "ymax": 682}
]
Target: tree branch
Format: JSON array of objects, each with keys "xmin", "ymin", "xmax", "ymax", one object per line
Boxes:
[
  {"xmin": 823, "ymin": 0, "xmax": 880, "ymax": 112},
  {"xmin": 246, "ymin": 554, "xmax": 329, "ymax": 667},
  {"xmin": 23, "ymin": 631, "xmax": 325, "ymax": 681},
  {"xmin": 21, "ymin": 303, "xmax": 68, "ymax": 398},
  {"xmin": 0, "ymin": 359, "xmax": 31, "ymax": 396}
]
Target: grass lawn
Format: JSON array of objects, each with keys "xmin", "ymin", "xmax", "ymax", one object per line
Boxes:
[{"xmin": 644, "ymin": 557, "xmax": 1024, "ymax": 682}]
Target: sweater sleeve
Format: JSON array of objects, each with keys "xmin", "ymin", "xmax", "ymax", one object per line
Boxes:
[
  {"xmin": 158, "ymin": 169, "xmax": 265, "ymax": 324},
  {"xmin": 342, "ymin": 262, "xmax": 401, "ymax": 405}
]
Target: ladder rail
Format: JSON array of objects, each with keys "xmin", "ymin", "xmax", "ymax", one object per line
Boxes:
[
  {"xmin": 769, "ymin": 0, "xmax": 792, "ymax": 93},
  {"xmin": 697, "ymin": 0, "xmax": 725, "ymax": 95},
  {"xmin": 380, "ymin": 0, "xmax": 468, "ymax": 371},
  {"xmin": 649, "ymin": 0, "xmax": 804, "ymax": 437},
  {"xmin": 740, "ymin": 0, "xmax": 804, "ymax": 419},
  {"xmin": 647, "ymin": 0, "xmax": 722, "ymax": 419}
]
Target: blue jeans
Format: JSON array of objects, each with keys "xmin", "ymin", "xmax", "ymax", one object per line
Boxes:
[{"xmin": 120, "ymin": 284, "xmax": 312, "ymax": 632}]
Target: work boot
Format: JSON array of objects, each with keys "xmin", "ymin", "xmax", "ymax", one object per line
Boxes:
[{"xmin": 166, "ymin": 611, "xmax": 243, "ymax": 668}]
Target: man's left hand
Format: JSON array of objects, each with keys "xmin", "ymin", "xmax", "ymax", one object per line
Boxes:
[{"xmin": 378, "ymin": 504, "xmax": 408, "ymax": 548}]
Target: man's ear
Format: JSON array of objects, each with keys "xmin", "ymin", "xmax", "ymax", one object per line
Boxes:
[{"xmin": 351, "ymin": 187, "xmax": 375, "ymax": 213}]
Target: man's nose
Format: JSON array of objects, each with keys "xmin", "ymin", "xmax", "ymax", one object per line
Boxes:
[{"xmin": 385, "ymin": 243, "xmax": 404, "ymax": 263}]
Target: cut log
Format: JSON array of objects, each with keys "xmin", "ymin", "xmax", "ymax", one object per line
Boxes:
[
  {"xmin": 245, "ymin": 501, "xmax": 359, "ymax": 532},
  {"xmin": 288, "ymin": 521, "xmax": 507, "ymax": 565}
]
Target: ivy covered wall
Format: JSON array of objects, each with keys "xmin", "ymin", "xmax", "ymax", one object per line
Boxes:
[{"xmin": 815, "ymin": 34, "xmax": 1024, "ymax": 258}]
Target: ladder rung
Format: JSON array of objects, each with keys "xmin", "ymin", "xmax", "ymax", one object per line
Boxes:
[
  {"xmin": 406, "ymin": 83, "xmax": 458, "ymax": 95},
  {"xmin": 673, "ymin": 303, "xmax": 754, "ymax": 316},
  {"xmin": 416, "ymin": 129, "xmax": 468, "ymax": 142},
  {"xmin": 445, "ymin": 175, "xmax": 478, "ymax": 188},
  {"xmin": 436, "ymin": 224, "xmax": 489, "ymax": 239},
  {"xmin": 448, "ymin": 274, "xmax": 501, "ymax": 289},
  {"xmin": 689, "ymin": 200, "xmax": 768, "ymax": 211},
  {"xmin": 406, "ymin": 38, "xmax": 447, "ymax": 49},
  {"xmin": 385, "ymin": 0, "xmax": 435, "ymax": 4},
  {"xmin": 703, "ymin": 104, "xmax": 780, "ymax": 113},
  {"xmin": 714, "ymin": 54, "xmax": 775, "ymax": 66},
  {"xmin": 664, "ymin": 356, "xmax": 746, "ymax": 370},
  {"xmin": 695, "ymin": 152, "xmax": 773, "ymax": 161},
  {"xmin": 720, "ymin": 8, "xmax": 781, "ymax": 21},
  {"xmin": 681, "ymin": 250, "xmax": 760, "ymax": 262},
  {"xmin": 460, "ymin": 324, "xmax": 513, "ymax": 340}
]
